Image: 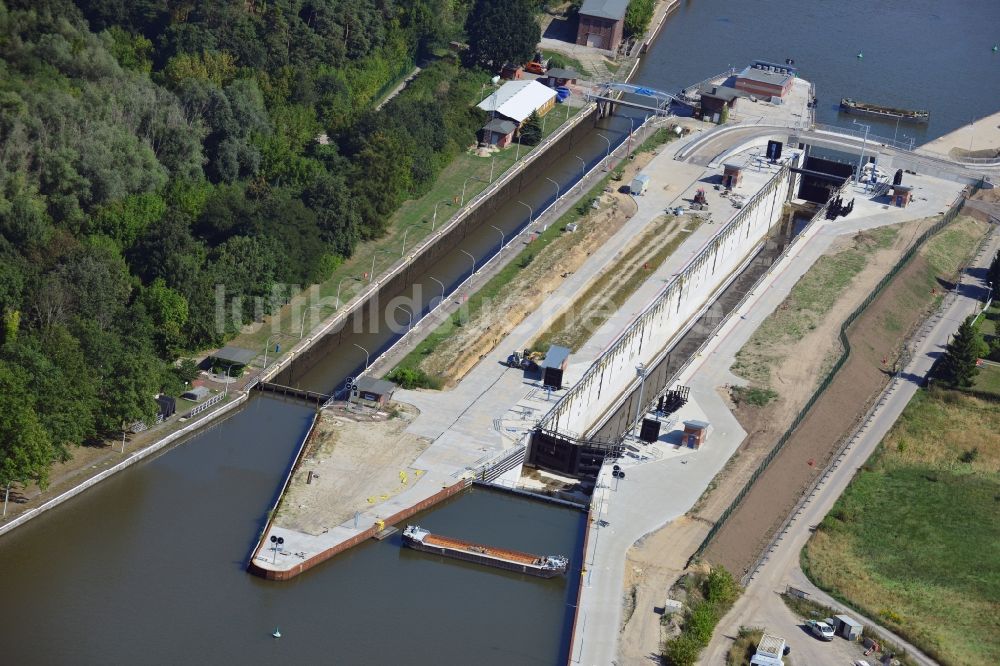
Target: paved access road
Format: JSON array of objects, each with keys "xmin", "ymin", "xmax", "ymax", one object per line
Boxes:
[
  {"xmin": 699, "ymin": 223, "xmax": 999, "ymax": 666},
  {"xmin": 680, "ymin": 122, "xmax": 1000, "ymax": 184}
]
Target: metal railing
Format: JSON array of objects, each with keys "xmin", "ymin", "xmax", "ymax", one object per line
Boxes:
[
  {"xmin": 186, "ymin": 392, "xmax": 226, "ymax": 419},
  {"xmin": 690, "ymin": 179, "xmax": 984, "ymax": 565},
  {"xmin": 537, "ymin": 164, "xmax": 791, "ymax": 436},
  {"xmin": 471, "ymin": 444, "xmax": 527, "ymax": 483},
  {"xmin": 682, "ymin": 67, "xmax": 738, "ymax": 96},
  {"xmin": 811, "ymin": 122, "xmax": 917, "ymax": 152},
  {"xmin": 741, "ymin": 202, "xmax": 997, "ymax": 587},
  {"xmin": 952, "ymin": 153, "xmax": 1000, "ymax": 166}
]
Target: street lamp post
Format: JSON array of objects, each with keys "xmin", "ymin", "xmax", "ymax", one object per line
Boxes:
[
  {"xmin": 597, "ymin": 133, "xmax": 612, "ymax": 168},
  {"xmin": 573, "ymin": 155, "xmax": 586, "ymax": 183},
  {"xmin": 459, "ymin": 249, "xmax": 476, "ymax": 276},
  {"xmin": 394, "ymin": 304, "xmax": 414, "ymax": 332},
  {"xmin": 352, "ymin": 343, "xmax": 370, "ymax": 371},
  {"xmin": 461, "ymin": 175, "xmax": 488, "ymax": 207},
  {"xmin": 544, "ymin": 176, "xmax": 560, "ymax": 202},
  {"xmin": 428, "ymin": 276, "xmax": 445, "ymax": 303},
  {"xmin": 852, "ymin": 120, "xmax": 871, "ymax": 187},
  {"xmin": 369, "ymin": 249, "xmax": 393, "ymax": 284},
  {"xmin": 336, "ymin": 276, "xmax": 360, "ymax": 309},
  {"xmin": 625, "ymin": 116, "xmax": 638, "ymax": 157},
  {"xmin": 222, "ymin": 362, "xmax": 237, "ymax": 397},
  {"xmin": 489, "ymin": 224, "xmax": 505, "ymax": 251},
  {"xmin": 299, "ymin": 304, "xmax": 322, "ymax": 338},
  {"xmin": 489, "ymin": 155, "xmax": 497, "ymax": 183},
  {"xmin": 516, "ymin": 200, "xmax": 533, "ymax": 223},
  {"xmin": 432, "ymin": 199, "xmax": 451, "ymax": 231},
  {"xmin": 400, "ymin": 224, "xmax": 422, "ymax": 258}
]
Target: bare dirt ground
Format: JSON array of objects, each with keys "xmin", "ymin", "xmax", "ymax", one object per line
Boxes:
[
  {"xmin": 274, "ymin": 403, "xmax": 430, "ymax": 535},
  {"xmin": 920, "ymin": 109, "xmax": 1000, "ymax": 159},
  {"xmin": 703, "ymin": 217, "xmax": 988, "ymax": 576},
  {"xmin": 616, "ymin": 216, "xmax": 977, "ymax": 661},
  {"xmin": 618, "ymin": 517, "xmax": 711, "ymax": 664},
  {"xmin": 694, "ymin": 219, "xmax": 935, "ymax": 526},
  {"xmin": 417, "ymin": 152, "xmax": 659, "ymax": 387}
]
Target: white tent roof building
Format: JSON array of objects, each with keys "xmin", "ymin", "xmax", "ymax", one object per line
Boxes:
[{"xmin": 477, "ymin": 80, "xmax": 557, "ymax": 124}]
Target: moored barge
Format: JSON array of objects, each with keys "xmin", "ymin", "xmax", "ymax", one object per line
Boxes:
[
  {"xmin": 401, "ymin": 525, "xmax": 569, "ymax": 578},
  {"xmin": 839, "ymin": 98, "xmax": 929, "ymax": 123}
]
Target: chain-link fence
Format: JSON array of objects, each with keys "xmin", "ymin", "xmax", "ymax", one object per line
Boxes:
[{"xmin": 690, "ymin": 178, "xmax": 984, "ymax": 564}]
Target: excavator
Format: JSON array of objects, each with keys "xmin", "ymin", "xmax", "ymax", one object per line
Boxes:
[{"xmin": 507, "ymin": 348, "xmax": 543, "ymax": 371}]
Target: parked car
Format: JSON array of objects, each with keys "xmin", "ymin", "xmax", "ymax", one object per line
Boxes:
[
  {"xmin": 525, "ymin": 60, "xmax": 547, "ymax": 75},
  {"xmin": 807, "ymin": 619, "xmax": 835, "ymax": 641}
]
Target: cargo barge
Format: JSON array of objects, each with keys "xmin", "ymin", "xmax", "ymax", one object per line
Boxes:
[
  {"xmin": 401, "ymin": 525, "xmax": 569, "ymax": 578},
  {"xmin": 839, "ymin": 98, "xmax": 929, "ymax": 123}
]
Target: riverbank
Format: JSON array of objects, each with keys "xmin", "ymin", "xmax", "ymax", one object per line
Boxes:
[
  {"xmin": 919, "ymin": 108, "xmax": 1000, "ymax": 160},
  {"xmin": 0, "ymin": 390, "xmax": 248, "ymax": 538},
  {"xmin": 0, "ymin": 88, "xmax": 595, "ymax": 538}
]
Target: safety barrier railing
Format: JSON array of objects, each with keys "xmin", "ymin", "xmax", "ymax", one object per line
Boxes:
[
  {"xmin": 537, "ymin": 164, "xmax": 791, "ymax": 436},
  {"xmin": 186, "ymin": 391, "xmax": 226, "ymax": 419},
  {"xmin": 811, "ymin": 122, "xmax": 916, "ymax": 152},
  {"xmin": 689, "ymin": 178, "xmax": 984, "ymax": 565}
]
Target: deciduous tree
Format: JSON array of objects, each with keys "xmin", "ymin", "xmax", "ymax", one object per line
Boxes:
[{"xmin": 466, "ymin": 0, "xmax": 540, "ymax": 70}]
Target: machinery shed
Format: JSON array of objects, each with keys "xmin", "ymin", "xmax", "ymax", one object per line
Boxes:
[{"xmin": 542, "ymin": 345, "xmax": 571, "ymax": 390}]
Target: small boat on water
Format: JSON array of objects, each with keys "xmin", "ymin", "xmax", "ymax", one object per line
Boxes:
[
  {"xmin": 839, "ymin": 98, "xmax": 929, "ymax": 123},
  {"xmin": 401, "ymin": 525, "xmax": 569, "ymax": 578}
]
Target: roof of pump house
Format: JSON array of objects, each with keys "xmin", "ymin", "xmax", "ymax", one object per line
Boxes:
[{"xmin": 477, "ymin": 80, "xmax": 557, "ymax": 123}]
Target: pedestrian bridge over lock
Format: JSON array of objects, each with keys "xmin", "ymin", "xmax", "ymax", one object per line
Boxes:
[{"xmin": 586, "ymin": 81, "xmax": 690, "ymax": 118}]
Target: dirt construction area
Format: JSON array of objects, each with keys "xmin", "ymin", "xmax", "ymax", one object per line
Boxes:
[
  {"xmin": 615, "ymin": 220, "xmax": 938, "ymax": 663},
  {"xmin": 274, "ymin": 403, "xmax": 430, "ymax": 535},
  {"xmin": 414, "ymin": 148, "xmax": 662, "ymax": 387},
  {"xmin": 703, "ymin": 215, "xmax": 988, "ymax": 576}
]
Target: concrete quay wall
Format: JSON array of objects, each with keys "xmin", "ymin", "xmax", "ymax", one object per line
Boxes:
[
  {"xmin": 0, "ymin": 393, "xmax": 249, "ymax": 539},
  {"xmin": 248, "ymin": 478, "xmax": 470, "ymax": 581},
  {"xmin": 541, "ymin": 165, "xmax": 795, "ymax": 439}
]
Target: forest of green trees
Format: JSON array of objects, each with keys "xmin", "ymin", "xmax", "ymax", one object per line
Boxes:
[{"xmin": 0, "ymin": 0, "xmax": 539, "ymax": 492}]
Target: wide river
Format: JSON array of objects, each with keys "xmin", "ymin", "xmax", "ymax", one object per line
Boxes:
[{"xmin": 2, "ymin": 1, "xmax": 997, "ymax": 663}]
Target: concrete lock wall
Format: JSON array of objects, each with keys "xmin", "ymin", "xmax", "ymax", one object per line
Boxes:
[
  {"xmin": 541, "ymin": 165, "xmax": 793, "ymax": 438},
  {"xmin": 274, "ymin": 107, "xmax": 601, "ymax": 389}
]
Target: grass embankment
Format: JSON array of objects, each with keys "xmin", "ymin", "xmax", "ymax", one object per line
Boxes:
[
  {"xmin": 540, "ymin": 49, "xmax": 590, "ymax": 77},
  {"xmin": 533, "ymin": 213, "xmax": 704, "ymax": 352},
  {"xmin": 225, "ymin": 103, "xmax": 584, "ymax": 360},
  {"xmin": 865, "ymin": 216, "xmax": 986, "ymax": 361},
  {"xmin": 802, "ymin": 388, "xmax": 1000, "ymax": 666},
  {"xmin": 978, "ymin": 303, "xmax": 999, "ymax": 338},
  {"xmin": 662, "ymin": 567, "xmax": 742, "ymax": 666},
  {"xmin": 971, "ymin": 362, "xmax": 1000, "ymax": 395},
  {"xmin": 971, "ymin": 303, "xmax": 1000, "ymax": 395},
  {"xmin": 731, "ymin": 225, "xmax": 899, "ymax": 389},
  {"xmin": 387, "ymin": 128, "xmax": 679, "ymax": 385}
]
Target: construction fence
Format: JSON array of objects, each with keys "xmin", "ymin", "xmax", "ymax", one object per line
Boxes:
[{"xmin": 690, "ymin": 178, "xmax": 985, "ymax": 566}]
